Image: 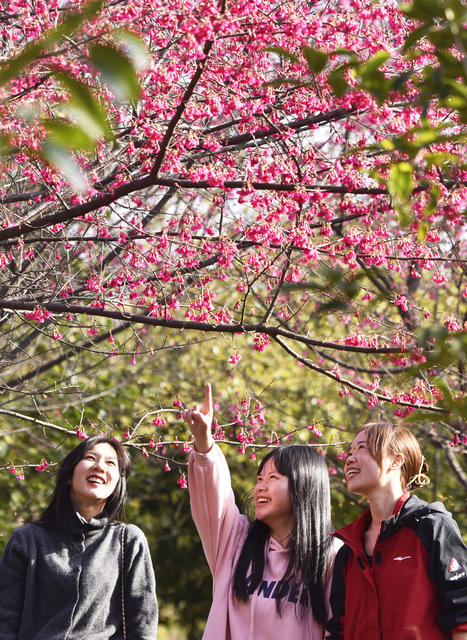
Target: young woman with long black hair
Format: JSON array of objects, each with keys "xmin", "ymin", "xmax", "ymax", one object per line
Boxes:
[
  {"xmin": 326, "ymin": 422, "xmax": 467, "ymax": 640},
  {"xmin": 184, "ymin": 383, "xmax": 339, "ymax": 640},
  {"xmin": 0, "ymin": 434, "xmax": 158, "ymax": 640}
]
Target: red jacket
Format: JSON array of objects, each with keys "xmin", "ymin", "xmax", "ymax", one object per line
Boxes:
[{"xmin": 326, "ymin": 494, "xmax": 467, "ymax": 640}]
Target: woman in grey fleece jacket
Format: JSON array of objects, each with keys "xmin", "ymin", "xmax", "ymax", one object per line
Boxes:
[{"xmin": 0, "ymin": 434, "xmax": 158, "ymax": 640}]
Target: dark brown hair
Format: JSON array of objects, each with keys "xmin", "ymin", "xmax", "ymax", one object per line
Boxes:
[{"xmin": 41, "ymin": 434, "xmax": 132, "ymax": 530}]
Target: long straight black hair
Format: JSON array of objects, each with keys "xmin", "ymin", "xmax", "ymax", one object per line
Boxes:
[
  {"xmin": 41, "ymin": 435, "xmax": 132, "ymax": 531},
  {"xmin": 233, "ymin": 445, "xmax": 334, "ymax": 625}
]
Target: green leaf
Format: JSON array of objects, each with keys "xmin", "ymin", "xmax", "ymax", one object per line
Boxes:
[
  {"xmin": 115, "ymin": 31, "xmax": 150, "ymax": 72},
  {"xmin": 412, "ymin": 127, "xmax": 441, "ymax": 146},
  {"xmin": 442, "ymin": 0, "xmax": 467, "ymax": 21},
  {"xmin": 401, "ymin": 0, "xmax": 444, "ymax": 21},
  {"xmin": 302, "ymin": 46, "xmax": 328, "ymax": 74},
  {"xmin": 333, "ymin": 48, "xmax": 360, "ymax": 64},
  {"xmin": 417, "ymin": 219, "xmax": 429, "ymax": 241},
  {"xmin": 54, "ymin": 72, "xmax": 113, "ymax": 140},
  {"xmin": 88, "ymin": 44, "xmax": 140, "ymax": 102},
  {"xmin": 314, "ymin": 299, "xmax": 351, "ymax": 315},
  {"xmin": 435, "ymin": 49, "xmax": 464, "ymax": 71},
  {"xmin": 358, "ymin": 70, "xmax": 391, "ymax": 104},
  {"xmin": 46, "ymin": 121, "xmax": 95, "ymax": 151},
  {"xmin": 388, "ymin": 134, "xmax": 419, "ymax": 158},
  {"xmin": 390, "ymin": 69, "xmax": 415, "ymax": 93},
  {"xmin": 396, "ymin": 205, "xmax": 413, "ymax": 228},
  {"xmin": 388, "ymin": 162, "xmax": 414, "ymax": 201},
  {"xmin": 445, "ymin": 79, "xmax": 467, "ymax": 100},
  {"xmin": 423, "ymin": 152, "xmax": 459, "ymax": 169},
  {"xmin": 424, "ymin": 182, "xmax": 441, "ymax": 217},
  {"xmin": 327, "ymin": 68, "xmax": 349, "ymax": 97},
  {"xmin": 427, "ymin": 28, "xmax": 454, "ymax": 48},
  {"xmin": 42, "ymin": 142, "xmax": 87, "ymax": 192},
  {"xmin": 380, "ymin": 139, "xmax": 396, "ymax": 151},
  {"xmin": 0, "ymin": 134, "xmax": 12, "ymax": 156},
  {"xmin": 360, "ymin": 50, "xmax": 390, "ymax": 75}
]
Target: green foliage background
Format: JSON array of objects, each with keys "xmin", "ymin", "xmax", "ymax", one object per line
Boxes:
[{"xmin": 1, "ymin": 329, "xmax": 465, "ymax": 638}]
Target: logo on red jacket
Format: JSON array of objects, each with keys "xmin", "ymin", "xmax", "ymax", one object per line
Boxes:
[{"xmin": 449, "ymin": 557, "xmax": 462, "ymax": 572}]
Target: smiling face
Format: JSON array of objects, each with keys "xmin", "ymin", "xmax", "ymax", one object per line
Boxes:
[
  {"xmin": 69, "ymin": 442, "xmax": 120, "ymax": 517},
  {"xmin": 253, "ymin": 456, "xmax": 294, "ymax": 540},
  {"xmin": 344, "ymin": 429, "xmax": 395, "ymax": 496}
]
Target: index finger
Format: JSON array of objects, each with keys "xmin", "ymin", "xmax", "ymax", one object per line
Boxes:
[{"xmin": 203, "ymin": 382, "xmax": 212, "ymax": 413}]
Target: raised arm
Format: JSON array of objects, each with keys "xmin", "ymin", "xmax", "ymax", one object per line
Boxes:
[
  {"xmin": 185, "ymin": 383, "xmax": 248, "ymax": 577},
  {"xmin": 183, "ymin": 382, "xmax": 214, "ymax": 454}
]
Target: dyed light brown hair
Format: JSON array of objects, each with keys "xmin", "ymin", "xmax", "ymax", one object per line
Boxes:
[{"xmin": 355, "ymin": 422, "xmax": 430, "ymax": 491}]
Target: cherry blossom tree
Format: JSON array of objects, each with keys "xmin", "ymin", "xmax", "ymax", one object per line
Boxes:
[{"xmin": 0, "ymin": 0, "xmax": 465, "ymax": 481}]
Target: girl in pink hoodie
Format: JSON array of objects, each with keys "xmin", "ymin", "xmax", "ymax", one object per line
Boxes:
[{"xmin": 184, "ymin": 383, "xmax": 338, "ymax": 640}]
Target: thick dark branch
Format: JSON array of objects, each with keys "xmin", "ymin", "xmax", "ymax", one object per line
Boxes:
[
  {"xmin": 149, "ymin": 39, "xmax": 214, "ymax": 178},
  {"xmin": 0, "ymin": 190, "xmax": 47, "ymax": 203},
  {"xmin": 218, "ymin": 108, "xmax": 356, "ymax": 149},
  {"xmin": 0, "ymin": 174, "xmax": 154, "ymax": 242},
  {"xmin": 0, "ymin": 299, "xmax": 407, "ymax": 354},
  {"xmin": 2, "ymin": 172, "xmax": 463, "ymax": 245},
  {"xmin": 0, "ymin": 177, "xmax": 389, "ymax": 244}
]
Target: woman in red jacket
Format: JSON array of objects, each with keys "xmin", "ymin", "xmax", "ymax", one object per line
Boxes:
[{"xmin": 326, "ymin": 422, "xmax": 467, "ymax": 640}]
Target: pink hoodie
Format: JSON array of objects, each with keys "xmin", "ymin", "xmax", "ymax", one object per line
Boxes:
[{"xmin": 188, "ymin": 444, "xmax": 337, "ymax": 640}]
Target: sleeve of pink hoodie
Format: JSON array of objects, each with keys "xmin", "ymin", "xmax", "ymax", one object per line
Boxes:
[{"xmin": 188, "ymin": 443, "xmax": 248, "ymax": 578}]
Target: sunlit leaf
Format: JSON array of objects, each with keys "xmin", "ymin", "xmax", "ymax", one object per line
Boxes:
[
  {"xmin": 115, "ymin": 31, "xmax": 150, "ymax": 72},
  {"xmin": 0, "ymin": 134, "xmax": 12, "ymax": 156},
  {"xmin": 417, "ymin": 220, "xmax": 429, "ymax": 241},
  {"xmin": 46, "ymin": 121, "xmax": 96, "ymax": 151},
  {"xmin": 388, "ymin": 162, "xmax": 414, "ymax": 202},
  {"xmin": 412, "ymin": 127, "xmax": 441, "ymax": 146},
  {"xmin": 42, "ymin": 142, "xmax": 87, "ymax": 192},
  {"xmin": 359, "ymin": 50, "xmax": 390, "ymax": 75},
  {"xmin": 55, "ymin": 72, "xmax": 112, "ymax": 140},
  {"xmin": 89, "ymin": 44, "xmax": 141, "ymax": 101}
]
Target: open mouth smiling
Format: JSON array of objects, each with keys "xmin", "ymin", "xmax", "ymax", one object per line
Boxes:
[{"xmin": 87, "ymin": 475, "xmax": 105, "ymax": 485}]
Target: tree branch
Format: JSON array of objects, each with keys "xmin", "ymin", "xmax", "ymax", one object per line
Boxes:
[{"xmin": 0, "ymin": 299, "xmax": 408, "ymax": 354}]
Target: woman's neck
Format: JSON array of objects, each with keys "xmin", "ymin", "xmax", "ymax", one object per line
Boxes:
[
  {"xmin": 72, "ymin": 498, "xmax": 106, "ymax": 522},
  {"xmin": 270, "ymin": 528, "xmax": 293, "ymax": 548},
  {"xmin": 366, "ymin": 485, "xmax": 405, "ymax": 527}
]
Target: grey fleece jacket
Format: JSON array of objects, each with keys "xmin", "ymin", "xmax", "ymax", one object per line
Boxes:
[{"xmin": 0, "ymin": 507, "xmax": 158, "ymax": 640}]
